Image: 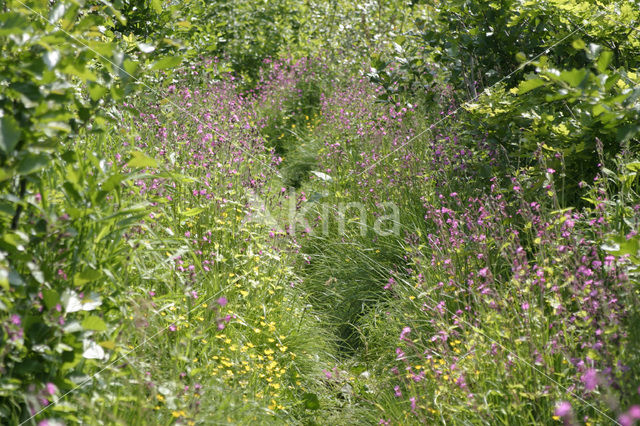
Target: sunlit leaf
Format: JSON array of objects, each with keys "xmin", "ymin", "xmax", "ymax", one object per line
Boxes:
[{"xmin": 0, "ymin": 116, "xmax": 21, "ymax": 154}]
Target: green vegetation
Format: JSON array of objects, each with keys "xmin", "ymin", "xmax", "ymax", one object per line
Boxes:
[{"xmin": 1, "ymin": 0, "xmax": 639, "ymax": 424}]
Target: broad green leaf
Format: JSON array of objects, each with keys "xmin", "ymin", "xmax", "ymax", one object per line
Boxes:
[
  {"xmin": 17, "ymin": 153, "xmax": 49, "ymax": 175},
  {"xmin": 151, "ymin": 0, "xmax": 163, "ymax": 14},
  {"xmin": 592, "ymin": 104, "xmax": 606, "ymax": 116},
  {"xmin": 102, "ymin": 173, "xmax": 126, "ymax": 191},
  {"xmin": 0, "ymin": 116, "xmax": 21, "ymax": 154},
  {"xmin": 151, "ymin": 56, "xmax": 182, "ymax": 70},
  {"xmin": 73, "ymin": 268, "xmax": 102, "ymax": 287},
  {"xmin": 63, "ymin": 63, "xmax": 98, "ymax": 82},
  {"xmin": 127, "ymin": 151, "xmax": 158, "ymax": 168},
  {"xmin": 99, "ymin": 340, "xmax": 116, "ymax": 350},
  {"xmin": 617, "ymin": 125, "xmax": 640, "ymax": 142},
  {"xmin": 88, "ymin": 84, "xmax": 108, "ymax": 101},
  {"xmin": 559, "ymin": 69, "xmax": 588, "ymax": 87},
  {"xmin": 596, "ymin": 50, "xmax": 613, "ymax": 73},
  {"xmin": 626, "ymin": 162, "xmax": 640, "ymax": 172},
  {"xmin": 517, "ymin": 78, "xmax": 545, "ymax": 94},
  {"xmin": 43, "ymin": 289, "xmax": 60, "ymax": 310},
  {"xmin": 572, "ymin": 39, "xmax": 585, "ymax": 50},
  {"xmin": 0, "ymin": 13, "xmax": 29, "ymax": 35},
  {"xmin": 82, "ymin": 315, "xmax": 107, "ymax": 332}
]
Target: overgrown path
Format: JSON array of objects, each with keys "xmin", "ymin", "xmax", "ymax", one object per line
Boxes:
[{"xmin": 106, "ymin": 58, "xmax": 640, "ymax": 425}]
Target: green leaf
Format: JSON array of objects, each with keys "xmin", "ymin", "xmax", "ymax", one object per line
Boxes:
[
  {"xmin": 302, "ymin": 392, "xmax": 320, "ymax": 410},
  {"xmin": 617, "ymin": 125, "xmax": 640, "ymax": 143},
  {"xmin": 73, "ymin": 268, "xmax": 102, "ymax": 287},
  {"xmin": 596, "ymin": 50, "xmax": 613, "ymax": 73},
  {"xmin": 180, "ymin": 207, "xmax": 205, "ymax": 217},
  {"xmin": 0, "ymin": 13, "xmax": 29, "ymax": 36},
  {"xmin": 127, "ymin": 151, "xmax": 158, "ymax": 168},
  {"xmin": 517, "ymin": 78, "xmax": 545, "ymax": 94},
  {"xmin": 572, "ymin": 39, "xmax": 585, "ymax": 50},
  {"xmin": 626, "ymin": 162, "xmax": 640, "ymax": 172},
  {"xmin": 43, "ymin": 289, "xmax": 60, "ymax": 310},
  {"xmin": 17, "ymin": 153, "xmax": 49, "ymax": 175},
  {"xmin": 0, "ymin": 268, "xmax": 8, "ymax": 291},
  {"xmin": 592, "ymin": 104, "xmax": 606, "ymax": 116},
  {"xmin": 63, "ymin": 63, "xmax": 98, "ymax": 82},
  {"xmin": 151, "ymin": 56, "xmax": 182, "ymax": 70},
  {"xmin": 559, "ymin": 69, "xmax": 588, "ymax": 87},
  {"xmin": 0, "ymin": 116, "xmax": 21, "ymax": 154},
  {"xmin": 151, "ymin": 0, "xmax": 163, "ymax": 14},
  {"xmin": 102, "ymin": 173, "xmax": 126, "ymax": 191},
  {"xmin": 88, "ymin": 84, "xmax": 108, "ymax": 101},
  {"xmin": 99, "ymin": 340, "xmax": 116, "ymax": 350},
  {"xmin": 82, "ymin": 315, "xmax": 107, "ymax": 332}
]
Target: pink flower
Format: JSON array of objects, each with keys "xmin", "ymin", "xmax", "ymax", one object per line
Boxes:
[
  {"xmin": 581, "ymin": 369, "xmax": 598, "ymax": 391},
  {"xmin": 168, "ymin": 324, "xmax": 177, "ymax": 332},
  {"xmin": 10, "ymin": 314, "xmax": 21, "ymax": 326},
  {"xmin": 45, "ymin": 382, "xmax": 57, "ymax": 396},
  {"xmin": 399, "ymin": 327, "xmax": 411, "ymax": 340},
  {"xmin": 394, "ymin": 385, "xmax": 402, "ymax": 397},
  {"xmin": 217, "ymin": 297, "xmax": 228, "ymax": 307},
  {"xmin": 628, "ymin": 405, "xmax": 640, "ymax": 419},
  {"xmin": 555, "ymin": 401, "xmax": 572, "ymax": 417},
  {"xmin": 619, "ymin": 414, "xmax": 633, "ymax": 426}
]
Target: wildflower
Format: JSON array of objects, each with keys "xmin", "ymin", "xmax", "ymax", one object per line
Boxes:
[
  {"xmin": 217, "ymin": 297, "xmax": 228, "ymax": 307},
  {"xmin": 555, "ymin": 401, "xmax": 572, "ymax": 418},
  {"xmin": 394, "ymin": 385, "xmax": 402, "ymax": 397},
  {"xmin": 383, "ymin": 277, "xmax": 395, "ymax": 290},
  {"xmin": 10, "ymin": 314, "xmax": 21, "ymax": 326},
  {"xmin": 44, "ymin": 383, "xmax": 57, "ymax": 396},
  {"xmin": 169, "ymin": 324, "xmax": 177, "ymax": 332},
  {"xmin": 620, "ymin": 414, "xmax": 634, "ymax": 426},
  {"xmin": 581, "ymin": 369, "xmax": 598, "ymax": 391},
  {"xmin": 399, "ymin": 327, "xmax": 411, "ymax": 340}
]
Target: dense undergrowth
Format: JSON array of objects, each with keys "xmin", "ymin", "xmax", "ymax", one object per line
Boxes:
[{"xmin": 2, "ymin": 0, "xmax": 640, "ymax": 425}]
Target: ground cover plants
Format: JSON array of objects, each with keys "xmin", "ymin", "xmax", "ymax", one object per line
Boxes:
[{"xmin": 1, "ymin": 0, "xmax": 640, "ymax": 424}]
